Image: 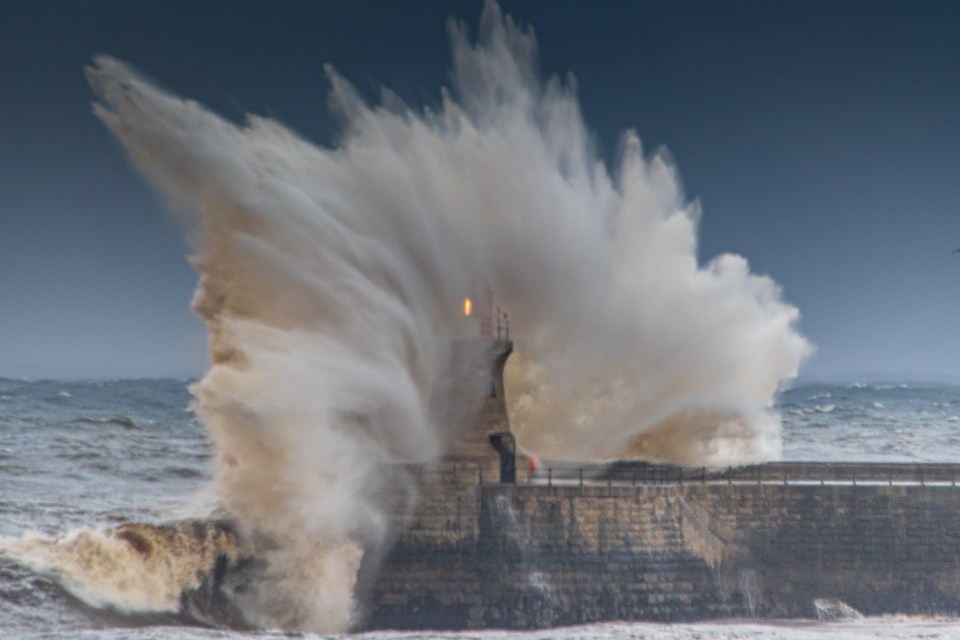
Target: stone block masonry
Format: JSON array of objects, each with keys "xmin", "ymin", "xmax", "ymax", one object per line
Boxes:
[
  {"xmin": 681, "ymin": 482, "xmax": 960, "ymax": 618},
  {"xmin": 362, "ymin": 471, "xmax": 960, "ymax": 629}
]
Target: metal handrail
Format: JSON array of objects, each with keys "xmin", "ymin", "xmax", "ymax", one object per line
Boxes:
[{"xmin": 477, "ymin": 461, "xmax": 960, "ymax": 488}]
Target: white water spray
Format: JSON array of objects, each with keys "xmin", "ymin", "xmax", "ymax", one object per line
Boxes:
[{"xmin": 6, "ymin": 2, "xmax": 808, "ymax": 632}]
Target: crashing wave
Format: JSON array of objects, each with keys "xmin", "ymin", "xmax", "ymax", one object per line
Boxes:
[
  {"xmin": 813, "ymin": 598, "xmax": 864, "ymax": 622},
  {"xmin": 0, "ymin": 521, "xmax": 247, "ymax": 626},
  {"xmin": 2, "ymin": 1, "xmax": 809, "ymax": 632}
]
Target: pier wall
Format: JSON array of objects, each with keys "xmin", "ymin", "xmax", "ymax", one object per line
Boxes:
[
  {"xmin": 364, "ymin": 470, "xmax": 960, "ymax": 629},
  {"xmin": 681, "ymin": 481, "xmax": 960, "ymax": 618}
]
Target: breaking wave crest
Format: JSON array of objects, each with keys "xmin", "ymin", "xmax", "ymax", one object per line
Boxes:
[
  {"xmin": 0, "ymin": 523, "xmax": 241, "ymax": 618},
  {"xmin": 3, "ymin": 1, "xmax": 809, "ymax": 633},
  {"xmin": 74, "ymin": 415, "xmax": 137, "ymax": 429}
]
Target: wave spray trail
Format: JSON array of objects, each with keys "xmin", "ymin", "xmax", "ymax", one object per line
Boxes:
[{"xmin": 67, "ymin": 1, "xmax": 810, "ymax": 632}]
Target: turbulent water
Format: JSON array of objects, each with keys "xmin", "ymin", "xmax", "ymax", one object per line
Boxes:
[
  {"xmin": 6, "ymin": 2, "xmax": 949, "ymax": 637},
  {"xmin": 3, "ymin": 377, "xmax": 960, "ymax": 638},
  {"xmin": 46, "ymin": 1, "xmax": 813, "ymax": 632},
  {"xmin": 778, "ymin": 381, "xmax": 960, "ymax": 462}
]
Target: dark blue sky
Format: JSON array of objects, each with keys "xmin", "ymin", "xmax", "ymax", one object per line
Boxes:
[{"xmin": 2, "ymin": 1, "xmax": 959, "ymax": 380}]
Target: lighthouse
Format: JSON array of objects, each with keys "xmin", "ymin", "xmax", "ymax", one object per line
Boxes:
[{"xmin": 447, "ymin": 290, "xmax": 513, "ymax": 473}]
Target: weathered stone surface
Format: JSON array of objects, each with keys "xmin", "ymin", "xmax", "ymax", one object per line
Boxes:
[{"xmin": 362, "ymin": 477, "xmax": 960, "ymax": 629}]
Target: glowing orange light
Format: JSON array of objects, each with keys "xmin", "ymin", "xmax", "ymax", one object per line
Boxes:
[{"xmin": 464, "ymin": 297, "xmax": 473, "ymax": 317}]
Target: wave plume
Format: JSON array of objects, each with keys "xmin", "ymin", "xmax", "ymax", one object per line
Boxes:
[{"xmin": 19, "ymin": 1, "xmax": 812, "ymax": 631}]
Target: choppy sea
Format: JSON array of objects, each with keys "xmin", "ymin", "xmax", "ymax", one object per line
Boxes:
[{"xmin": 2, "ymin": 378, "xmax": 960, "ymax": 639}]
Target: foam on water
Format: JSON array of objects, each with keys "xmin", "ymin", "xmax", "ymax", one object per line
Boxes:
[{"xmin": 0, "ymin": 522, "xmax": 239, "ymax": 615}]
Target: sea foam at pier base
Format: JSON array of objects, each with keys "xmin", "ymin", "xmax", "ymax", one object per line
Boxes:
[{"xmin": 7, "ymin": 2, "xmax": 807, "ymax": 631}]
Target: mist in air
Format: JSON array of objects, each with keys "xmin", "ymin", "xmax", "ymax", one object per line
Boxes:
[{"xmin": 63, "ymin": 1, "xmax": 808, "ymax": 631}]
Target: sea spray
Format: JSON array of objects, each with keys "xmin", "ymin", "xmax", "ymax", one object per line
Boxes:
[
  {"xmin": 6, "ymin": 1, "xmax": 807, "ymax": 632},
  {"xmin": 0, "ymin": 522, "xmax": 241, "ymax": 616}
]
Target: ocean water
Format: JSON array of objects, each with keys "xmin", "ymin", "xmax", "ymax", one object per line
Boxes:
[
  {"xmin": 2, "ymin": 377, "xmax": 960, "ymax": 638},
  {"xmin": 777, "ymin": 382, "xmax": 960, "ymax": 462}
]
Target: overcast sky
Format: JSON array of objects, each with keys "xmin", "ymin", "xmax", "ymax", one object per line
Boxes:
[{"xmin": 2, "ymin": 0, "xmax": 959, "ymax": 380}]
